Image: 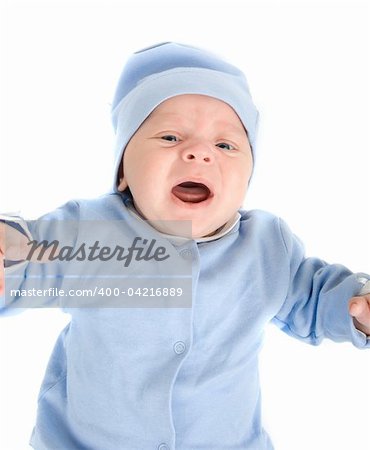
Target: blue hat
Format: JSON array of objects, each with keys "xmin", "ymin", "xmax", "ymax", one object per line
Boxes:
[{"xmin": 111, "ymin": 42, "xmax": 259, "ymax": 192}]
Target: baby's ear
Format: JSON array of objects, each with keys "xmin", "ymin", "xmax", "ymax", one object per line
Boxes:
[{"xmin": 117, "ymin": 176, "xmax": 128, "ymax": 192}]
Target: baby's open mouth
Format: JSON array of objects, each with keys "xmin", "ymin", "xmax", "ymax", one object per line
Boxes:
[{"xmin": 171, "ymin": 181, "xmax": 211, "ymax": 203}]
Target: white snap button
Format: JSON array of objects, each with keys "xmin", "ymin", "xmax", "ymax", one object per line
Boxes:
[
  {"xmin": 173, "ymin": 341, "xmax": 186, "ymax": 354},
  {"xmin": 180, "ymin": 248, "xmax": 192, "ymax": 259},
  {"xmin": 158, "ymin": 443, "xmax": 170, "ymax": 450}
]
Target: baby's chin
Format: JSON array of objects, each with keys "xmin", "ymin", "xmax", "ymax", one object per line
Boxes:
[
  {"xmin": 132, "ymin": 198, "xmax": 230, "ymax": 239},
  {"xmin": 145, "ymin": 217, "xmax": 224, "ymax": 239}
]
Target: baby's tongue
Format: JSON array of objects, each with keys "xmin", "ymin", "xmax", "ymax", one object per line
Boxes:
[{"xmin": 172, "ymin": 182, "xmax": 209, "ymax": 203}]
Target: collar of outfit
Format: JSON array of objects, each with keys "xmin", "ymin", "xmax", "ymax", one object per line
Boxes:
[{"xmin": 125, "ymin": 199, "xmax": 241, "ymax": 245}]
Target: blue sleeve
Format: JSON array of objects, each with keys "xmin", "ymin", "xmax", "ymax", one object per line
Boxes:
[
  {"xmin": 271, "ymin": 218, "xmax": 370, "ymax": 349},
  {"xmin": 0, "ymin": 200, "xmax": 80, "ymax": 316}
]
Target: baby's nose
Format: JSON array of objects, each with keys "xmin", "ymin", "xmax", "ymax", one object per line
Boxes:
[{"xmin": 181, "ymin": 142, "xmax": 214, "ymax": 164}]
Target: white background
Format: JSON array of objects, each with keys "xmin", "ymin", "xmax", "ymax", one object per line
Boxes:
[{"xmin": 0, "ymin": 1, "xmax": 369, "ymax": 449}]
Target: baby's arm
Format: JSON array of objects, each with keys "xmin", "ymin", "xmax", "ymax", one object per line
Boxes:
[
  {"xmin": 0, "ymin": 200, "xmax": 80, "ymax": 310},
  {"xmin": 272, "ymin": 217, "xmax": 370, "ymax": 348}
]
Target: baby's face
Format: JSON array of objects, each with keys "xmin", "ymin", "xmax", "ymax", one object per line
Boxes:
[{"xmin": 118, "ymin": 94, "xmax": 253, "ymax": 238}]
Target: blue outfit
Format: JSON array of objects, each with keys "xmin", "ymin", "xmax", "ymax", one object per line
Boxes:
[
  {"xmin": 1, "ymin": 41, "xmax": 369, "ymax": 449},
  {"xmin": 1, "ymin": 192, "xmax": 369, "ymax": 450}
]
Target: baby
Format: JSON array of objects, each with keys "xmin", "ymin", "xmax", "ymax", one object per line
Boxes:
[{"xmin": 1, "ymin": 42, "xmax": 370, "ymax": 450}]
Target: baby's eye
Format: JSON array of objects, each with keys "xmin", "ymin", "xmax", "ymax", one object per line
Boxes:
[
  {"xmin": 161, "ymin": 135, "xmax": 179, "ymax": 142},
  {"xmin": 216, "ymin": 142, "xmax": 235, "ymax": 151}
]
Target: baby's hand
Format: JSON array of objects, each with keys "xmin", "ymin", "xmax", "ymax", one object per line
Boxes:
[
  {"xmin": 0, "ymin": 222, "xmax": 30, "ymax": 295},
  {"xmin": 348, "ymin": 295, "xmax": 370, "ymax": 337},
  {"xmin": 0, "ymin": 222, "xmax": 53, "ymax": 296}
]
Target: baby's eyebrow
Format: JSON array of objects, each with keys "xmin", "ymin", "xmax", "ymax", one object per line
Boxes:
[
  {"xmin": 150, "ymin": 115, "xmax": 246, "ymax": 137},
  {"xmin": 218, "ymin": 123, "xmax": 247, "ymax": 138},
  {"xmin": 149, "ymin": 113, "xmax": 188, "ymax": 127}
]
